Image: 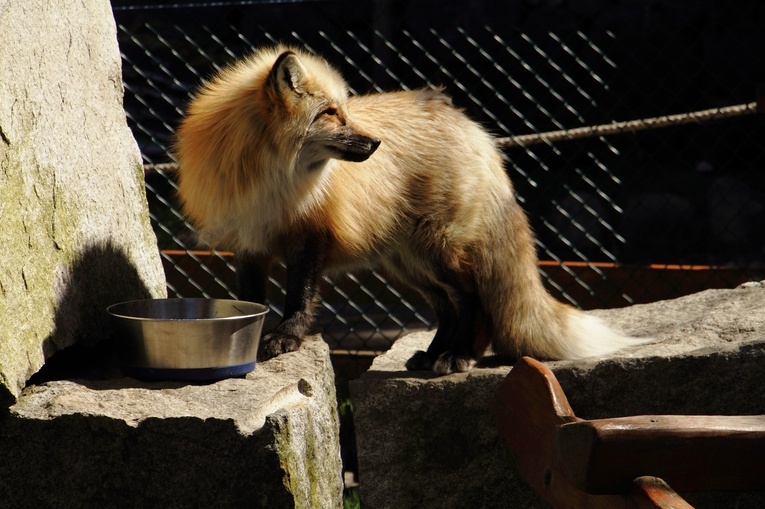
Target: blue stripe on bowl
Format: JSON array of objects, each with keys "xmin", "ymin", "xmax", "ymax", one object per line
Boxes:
[{"xmin": 121, "ymin": 362, "xmax": 256, "ymax": 381}]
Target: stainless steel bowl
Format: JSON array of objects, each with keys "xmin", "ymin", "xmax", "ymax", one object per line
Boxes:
[{"xmin": 107, "ymin": 298, "xmax": 269, "ymax": 381}]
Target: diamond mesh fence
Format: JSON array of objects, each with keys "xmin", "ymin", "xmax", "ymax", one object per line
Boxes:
[{"xmin": 112, "ymin": 0, "xmax": 765, "ymax": 376}]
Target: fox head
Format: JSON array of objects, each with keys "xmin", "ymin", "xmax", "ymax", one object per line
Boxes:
[
  {"xmin": 265, "ymin": 50, "xmax": 380, "ymax": 171},
  {"xmin": 174, "ymin": 47, "xmax": 381, "ymax": 247}
]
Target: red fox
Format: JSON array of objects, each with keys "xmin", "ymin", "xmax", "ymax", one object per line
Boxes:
[{"xmin": 174, "ymin": 46, "xmax": 649, "ymax": 375}]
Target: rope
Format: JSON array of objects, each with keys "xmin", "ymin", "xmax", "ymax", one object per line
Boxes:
[
  {"xmin": 496, "ymin": 101, "xmax": 760, "ymax": 148},
  {"xmin": 144, "ymin": 102, "xmax": 761, "ymax": 173}
]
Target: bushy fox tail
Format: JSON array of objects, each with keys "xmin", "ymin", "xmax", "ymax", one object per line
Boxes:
[
  {"xmin": 478, "ymin": 195, "xmax": 651, "ymax": 361},
  {"xmin": 489, "ymin": 291, "xmax": 651, "ymax": 361},
  {"xmin": 556, "ymin": 307, "xmax": 651, "ymax": 359}
]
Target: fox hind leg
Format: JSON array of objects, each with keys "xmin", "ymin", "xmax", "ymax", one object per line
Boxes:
[{"xmin": 405, "ymin": 282, "xmax": 480, "ymax": 375}]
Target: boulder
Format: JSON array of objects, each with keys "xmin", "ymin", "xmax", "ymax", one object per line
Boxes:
[
  {"xmin": 0, "ymin": 335, "xmax": 343, "ymax": 509},
  {"xmin": 0, "ymin": 0, "xmax": 166, "ymax": 407},
  {"xmin": 351, "ymin": 283, "xmax": 765, "ymax": 508},
  {"xmin": 0, "ymin": 2, "xmax": 343, "ymax": 507}
]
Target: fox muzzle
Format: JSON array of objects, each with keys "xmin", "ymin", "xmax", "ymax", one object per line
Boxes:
[{"xmin": 335, "ymin": 135, "xmax": 381, "ymax": 162}]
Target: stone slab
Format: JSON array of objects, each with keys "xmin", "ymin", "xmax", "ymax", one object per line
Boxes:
[
  {"xmin": 0, "ymin": 0, "xmax": 166, "ymax": 406},
  {"xmin": 351, "ymin": 283, "xmax": 765, "ymax": 508},
  {"xmin": 0, "ymin": 336, "xmax": 343, "ymax": 509}
]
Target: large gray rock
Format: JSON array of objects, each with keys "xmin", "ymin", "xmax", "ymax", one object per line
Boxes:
[
  {"xmin": 0, "ymin": 4, "xmax": 342, "ymax": 507},
  {"xmin": 0, "ymin": 335, "xmax": 343, "ymax": 509},
  {"xmin": 0, "ymin": 0, "xmax": 166, "ymax": 406},
  {"xmin": 351, "ymin": 283, "xmax": 765, "ymax": 508}
]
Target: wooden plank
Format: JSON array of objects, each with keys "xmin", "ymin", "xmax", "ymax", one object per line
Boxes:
[
  {"xmin": 492, "ymin": 357, "xmax": 634, "ymax": 509},
  {"xmin": 555, "ymin": 414, "xmax": 765, "ymax": 494},
  {"xmin": 159, "ymin": 250, "xmax": 765, "ymax": 309},
  {"xmin": 630, "ymin": 477, "xmax": 695, "ymax": 509},
  {"xmin": 537, "ymin": 261, "xmax": 765, "ymax": 310}
]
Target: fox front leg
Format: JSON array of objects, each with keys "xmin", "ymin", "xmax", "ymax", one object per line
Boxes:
[
  {"xmin": 257, "ymin": 237, "xmax": 324, "ymax": 361},
  {"xmin": 235, "ymin": 252, "xmax": 272, "ymax": 304}
]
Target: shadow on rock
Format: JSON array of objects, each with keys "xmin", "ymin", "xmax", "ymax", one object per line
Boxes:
[{"xmin": 28, "ymin": 241, "xmax": 157, "ymax": 385}]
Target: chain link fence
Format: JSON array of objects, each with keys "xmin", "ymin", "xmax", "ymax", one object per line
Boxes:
[{"xmin": 112, "ymin": 0, "xmax": 765, "ymax": 375}]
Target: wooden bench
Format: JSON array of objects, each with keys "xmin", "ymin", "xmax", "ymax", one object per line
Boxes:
[{"xmin": 492, "ymin": 357, "xmax": 765, "ymax": 508}]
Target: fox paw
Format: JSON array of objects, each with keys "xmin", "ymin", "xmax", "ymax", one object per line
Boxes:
[
  {"xmin": 432, "ymin": 352, "xmax": 476, "ymax": 375},
  {"xmin": 404, "ymin": 350, "xmax": 434, "ymax": 371},
  {"xmin": 258, "ymin": 332, "xmax": 302, "ymax": 361}
]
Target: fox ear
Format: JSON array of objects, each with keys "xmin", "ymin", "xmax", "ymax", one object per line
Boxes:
[{"xmin": 268, "ymin": 51, "xmax": 308, "ymax": 101}]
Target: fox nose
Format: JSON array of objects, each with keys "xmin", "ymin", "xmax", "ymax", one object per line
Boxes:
[
  {"xmin": 357, "ymin": 137, "xmax": 381, "ymax": 160},
  {"xmin": 339, "ymin": 135, "xmax": 381, "ymax": 162}
]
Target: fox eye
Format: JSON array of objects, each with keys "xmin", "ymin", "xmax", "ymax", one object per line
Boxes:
[{"xmin": 313, "ymin": 107, "xmax": 339, "ymax": 123}]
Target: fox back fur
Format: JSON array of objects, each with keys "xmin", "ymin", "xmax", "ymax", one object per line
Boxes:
[{"xmin": 174, "ymin": 46, "xmax": 648, "ymax": 374}]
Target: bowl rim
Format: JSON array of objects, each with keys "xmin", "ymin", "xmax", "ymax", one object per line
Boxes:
[{"xmin": 106, "ymin": 297, "xmax": 269, "ymax": 322}]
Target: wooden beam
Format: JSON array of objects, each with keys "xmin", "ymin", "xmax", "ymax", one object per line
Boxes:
[
  {"xmin": 555, "ymin": 413, "xmax": 765, "ymax": 494},
  {"xmin": 492, "ymin": 357, "xmax": 637, "ymax": 509},
  {"xmin": 631, "ymin": 477, "xmax": 695, "ymax": 509}
]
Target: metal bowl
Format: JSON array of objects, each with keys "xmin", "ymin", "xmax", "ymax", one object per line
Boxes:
[{"xmin": 107, "ymin": 298, "xmax": 269, "ymax": 381}]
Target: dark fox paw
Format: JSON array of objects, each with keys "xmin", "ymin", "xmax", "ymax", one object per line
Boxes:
[
  {"xmin": 405, "ymin": 351, "xmax": 476, "ymax": 375},
  {"xmin": 432, "ymin": 352, "xmax": 476, "ymax": 375},
  {"xmin": 404, "ymin": 350, "xmax": 434, "ymax": 371},
  {"xmin": 258, "ymin": 332, "xmax": 302, "ymax": 361}
]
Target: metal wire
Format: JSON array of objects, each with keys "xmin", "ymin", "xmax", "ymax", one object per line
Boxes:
[{"xmin": 115, "ymin": 1, "xmax": 765, "ymax": 363}]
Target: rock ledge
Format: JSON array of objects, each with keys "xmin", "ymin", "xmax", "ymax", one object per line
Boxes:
[
  {"xmin": 351, "ymin": 284, "xmax": 765, "ymax": 508},
  {"xmin": 1, "ymin": 336, "xmax": 343, "ymax": 509}
]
